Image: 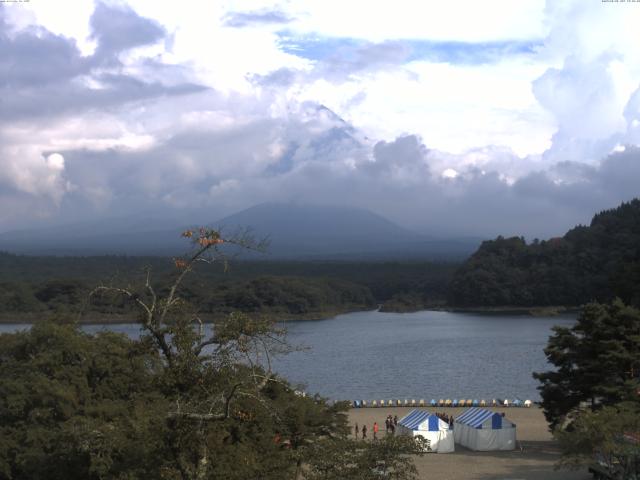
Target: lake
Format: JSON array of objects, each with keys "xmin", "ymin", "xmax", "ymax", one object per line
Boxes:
[{"xmin": 0, "ymin": 310, "xmax": 575, "ymax": 402}]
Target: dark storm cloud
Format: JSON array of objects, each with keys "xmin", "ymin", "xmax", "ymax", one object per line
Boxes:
[{"xmin": 224, "ymin": 10, "xmax": 293, "ymax": 28}]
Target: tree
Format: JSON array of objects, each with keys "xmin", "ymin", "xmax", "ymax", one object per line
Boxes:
[
  {"xmin": 555, "ymin": 403, "xmax": 640, "ymax": 479},
  {"xmin": 305, "ymin": 435, "xmax": 426, "ymax": 480},
  {"xmin": 449, "ymin": 198, "xmax": 640, "ymax": 308},
  {"xmin": 534, "ymin": 299, "xmax": 640, "ymax": 429},
  {"xmin": 0, "ymin": 227, "xmax": 424, "ymax": 479},
  {"xmin": 0, "ymin": 322, "xmax": 168, "ymax": 479}
]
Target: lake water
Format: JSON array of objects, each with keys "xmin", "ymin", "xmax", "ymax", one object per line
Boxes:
[{"xmin": 0, "ymin": 310, "xmax": 575, "ymax": 402}]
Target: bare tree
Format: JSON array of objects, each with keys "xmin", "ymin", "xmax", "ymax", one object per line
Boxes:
[{"xmin": 90, "ymin": 227, "xmax": 293, "ymax": 478}]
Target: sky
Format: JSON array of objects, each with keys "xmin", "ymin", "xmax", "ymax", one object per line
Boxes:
[{"xmin": 0, "ymin": 0, "xmax": 639, "ymax": 238}]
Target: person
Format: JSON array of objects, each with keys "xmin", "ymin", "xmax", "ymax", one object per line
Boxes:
[
  {"xmin": 385, "ymin": 417, "xmax": 390, "ymax": 433},
  {"xmin": 449, "ymin": 416, "xmax": 454, "ymax": 429},
  {"xmin": 389, "ymin": 423, "xmax": 395, "ymax": 435},
  {"xmin": 354, "ymin": 423, "xmax": 359, "ymax": 438},
  {"xmin": 393, "ymin": 415, "xmax": 398, "ymax": 426},
  {"xmin": 362, "ymin": 424, "xmax": 367, "ymax": 439},
  {"xmin": 373, "ymin": 422, "xmax": 379, "ymax": 440}
]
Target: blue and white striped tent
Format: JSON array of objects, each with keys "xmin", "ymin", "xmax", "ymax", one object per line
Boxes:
[
  {"xmin": 454, "ymin": 407, "xmax": 516, "ymax": 451},
  {"xmin": 397, "ymin": 410, "xmax": 454, "ymax": 453}
]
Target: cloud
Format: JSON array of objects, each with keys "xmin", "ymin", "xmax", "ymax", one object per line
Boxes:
[
  {"xmin": 0, "ymin": 11, "xmax": 88, "ymax": 88},
  {"xmin": 90, "ymin": 2, "xmax": 166, "ymax": 63},
  {"xmin": 224, "ymin": 9, "xmax": 293, "ymax": 28},
  {"xmin": 533, "ymin": 53, "xmax": 632, "ymax": 164},
  {"xmin": 0, "ymin": 2, "xmax": 206, "ymax": 211},
  {"xmin": 530, "ymin": 0, "xmax": 640, "ymax": 165},
  {"xmin": 51, "ymin": 93, "xmax": 639, "ymax": 239},
  {"xmin": 279, "ymin": 35, "xmax": 541, "ymax": 67},
  {"xmin": 1, "ymin": 0, "xmax": 639, "ymax": 241}
]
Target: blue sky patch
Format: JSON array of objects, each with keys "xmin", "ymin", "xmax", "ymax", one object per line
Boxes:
[{"xmin": 277, "ymin": 31, "xmax": 542, "ymax": 66}]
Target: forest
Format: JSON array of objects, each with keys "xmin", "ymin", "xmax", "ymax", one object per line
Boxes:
[
  {"xmin": 0, "ymin": 253, "xmax": 457, "ymax": 322},
  {"xmin": 448, "ymin": 199, "xmax": 640, "ymax": 308},
  {"xmin": 0, "ymin": 229, "xmax": 426, "ymax": 479},
  {"xmin": 2, "ymin": 198, "xmax": 640, "ymax": 322}
]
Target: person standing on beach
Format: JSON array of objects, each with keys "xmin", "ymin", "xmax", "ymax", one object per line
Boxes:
[
  {"xmin": 393, "ymin": 415, "xmax": 398, "ymax": 426},
  {"xmin": 355, "ymin": 423, "xmax": 359, "ymax": 438},
  {"xmin": 362, "ymin": 424, "xmax": 367, "ymax": 440},
  {"xmin": 373, "ymin": 422, "xmax": 379, "ymax": 440}
]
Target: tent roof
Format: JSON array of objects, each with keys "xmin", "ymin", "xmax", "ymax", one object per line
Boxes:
[
  {"xmin": 398, "ymin": 410, "xmax": 448, "ymax": 431},
  {"xmin": 455, "ymin": 408, "xmax": 513, "ymax": 429}
]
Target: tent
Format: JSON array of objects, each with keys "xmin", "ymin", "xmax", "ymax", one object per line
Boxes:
[
  {"xmin": 453, "ymin": 407, "xmax": 516, "ymax": 451},
  {"xmin": 397, "ymin": 410, "xmax": 454, "ymax": 453}
]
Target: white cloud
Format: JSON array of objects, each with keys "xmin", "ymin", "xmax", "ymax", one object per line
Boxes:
[
  {"xmin": 1, "ymin": 0, "xmax": 640, "ymax": 238},
  {"xmin": 287, "ymin": 0, "xmax": 546, "ymax": 43}
]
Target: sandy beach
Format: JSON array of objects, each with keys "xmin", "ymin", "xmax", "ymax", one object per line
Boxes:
[{"xmin": 348, "ymin": 406, "xmax": 592, "ymax": 480}]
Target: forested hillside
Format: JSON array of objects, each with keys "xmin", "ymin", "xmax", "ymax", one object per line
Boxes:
[
  {"xmin": 448, "ymin": 199, "xmax": 640, "ymax": 307},
  {"xmin": 0, "ymin": 254, "xmax": 456, "ymax": 321}
]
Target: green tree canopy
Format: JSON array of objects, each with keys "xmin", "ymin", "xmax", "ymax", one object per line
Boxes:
[
  {"xmin": 534, "ymin": 300, "xmax": 640, "ymax": 429},
  {"xmin": 449, "ymin": 199, "xmax": 640, "ymax": 307},
  {"xmin": 0, "ymin": 228, "xmax": 423, "ymax": 479},
  {"xmin": 555, "ymin": 402, "xmax": 640, "ymax": 479}
]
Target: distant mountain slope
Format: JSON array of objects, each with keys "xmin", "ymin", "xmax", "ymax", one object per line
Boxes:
[
  {"xmin": 214, "ymin": 203, "xmax": 480, "ymax": 259},
  {"xmin": 448, "ymin": 198, "xmax": 640, "ymax": 307},
  {"xmin": 0, "ymin": 215, "xmax": 186, "ymax": 256},
  {"xmin": 0, "ymin": 203, "xmax": 481, "ymax": 259}
]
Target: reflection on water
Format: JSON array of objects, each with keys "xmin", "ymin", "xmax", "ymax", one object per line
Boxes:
[{"xmin": 0, "ymin": 310, "xmax": 574, "ymax": 401}]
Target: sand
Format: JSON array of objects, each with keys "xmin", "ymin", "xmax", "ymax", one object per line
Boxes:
[{"xmin": 348, "ymin": 406, "xmax": 592, "ymax": 480}]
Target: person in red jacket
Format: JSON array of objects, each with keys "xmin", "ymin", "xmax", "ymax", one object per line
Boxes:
[{"xmin": 373, "ymin": 422, "xmax": 379, "ymax": 440}]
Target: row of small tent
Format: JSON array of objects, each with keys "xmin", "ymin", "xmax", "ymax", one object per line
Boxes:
[
  {"xmin": 396, "ymin": 408, "xmax": 517, "ymax": 453},
  {"xmin": 352, "ymin": 399, "xmax": 532, "ymax": 408}
]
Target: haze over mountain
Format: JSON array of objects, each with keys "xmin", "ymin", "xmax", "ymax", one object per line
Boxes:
[{"xmin": 0, "ymin": 203, "xmax": 481, "ymax": 259}]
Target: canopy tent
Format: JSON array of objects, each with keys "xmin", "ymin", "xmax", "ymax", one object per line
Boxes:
[
  {"xmin": 397, "ymin": 410, "xmax": 454, "ymax": 453},
  {"xmin": 454, "ymin": 407, "xmax": 516, "ymax": 451}
]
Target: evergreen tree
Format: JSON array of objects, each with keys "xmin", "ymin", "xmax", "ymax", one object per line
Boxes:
[{"xmin": 534, "ymin": 300, "xmax": 640, "ymax": 429}]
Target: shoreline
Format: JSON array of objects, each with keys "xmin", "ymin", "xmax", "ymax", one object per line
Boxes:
[
  {"xmin": 0, "ymin": 304, "xmax": 581, "ymax": 325},
  {"xmin": 0, "ymin": 305, "xmax": 378, "ymax": 325},
  {"xmin": 426, "ymin": 305, "xmax": 582, "ymax": 316}
]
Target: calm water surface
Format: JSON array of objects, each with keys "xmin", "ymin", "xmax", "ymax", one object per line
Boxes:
[
  {"xmin": 0, "ymin": 310, "xmax": 575, "ymax": 402},
  {"xmin": 273, "ymin": 310, "xmax": 575, "ymax": 402}
]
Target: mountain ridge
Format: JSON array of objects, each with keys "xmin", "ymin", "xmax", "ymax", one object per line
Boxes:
[{"xmin": 0, "ymin": 203, "xmax": 481, "ymax": 260}]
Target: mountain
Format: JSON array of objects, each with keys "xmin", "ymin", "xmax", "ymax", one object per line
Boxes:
[
  {"xmin": 0, "ymin": 203, "xmax": 481, "ymax": 259},
  {"xmin": 448, "ymin": 198, "xmax": 640, "ymax": 307},
  {"xmin": 0, "ymin": 215, "xmax": 186, "ymax": 256},
  {"xmin": 213, "ymin": 203, "xmax": 480, "ymax": 259}
]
